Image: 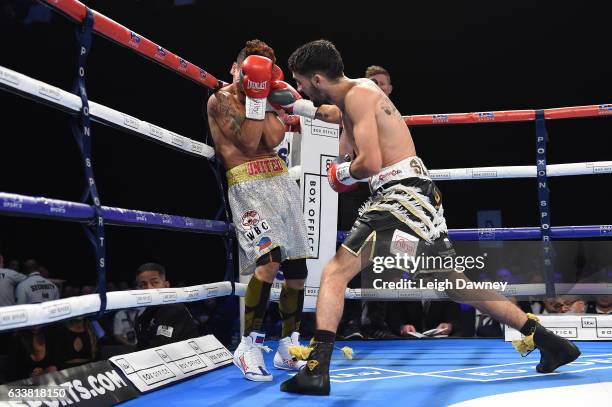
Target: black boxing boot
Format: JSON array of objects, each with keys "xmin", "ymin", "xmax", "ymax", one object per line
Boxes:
[
  {"xmin": 280, "ymin": 337, "xmax": 333, "ymax": 395},
  {"xmin": 513, "ymin": 314, "xmax": 581, "ymax": 373}
]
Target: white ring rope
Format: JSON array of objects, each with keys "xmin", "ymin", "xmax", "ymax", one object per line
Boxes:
[
  {"xmin": 0, "ymin": 65, "xmax": 214, "ymax": 159},
  {"xmin": 237, "ymin": 283, "xmax": 612, "ymax": 301},
  {"xmin": 289, "ymin": 161, "xmax": 612, "ymax": 182},
  {"xmin": 431, "ymin": 162, "xmax": 612, "ymax": 180},
  {"xmin": 0, "ymin": 281, "xmax": 233, "ymax": 332},
  {"xmin": 3, "ymin": 280, "xmax": 609, "ymax": 333}
]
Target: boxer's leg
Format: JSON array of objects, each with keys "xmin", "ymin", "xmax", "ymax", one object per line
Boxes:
[
  {"xmin": 235, "ymin": 248, "xmax": 281, "ymax": 382},
  {"xmin": 444, "ymin": 271, "xmax": 580, "ymax": 373},
  {"xmin": 281, "ymin": 245, "xmax": 367, "ymax": 395}
]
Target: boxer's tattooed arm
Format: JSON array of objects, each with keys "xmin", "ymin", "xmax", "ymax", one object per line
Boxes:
[
  {"xmin": 209, "ymin": 92, "xmax": 244, "ymax": 138},
  {"xmin": 313, "ymin": 104, "xmax": 343, "ymax": 124}
]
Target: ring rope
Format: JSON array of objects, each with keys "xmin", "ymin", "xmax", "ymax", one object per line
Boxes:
[
  {"xmin": 0, "ymin": 281, "xmax": 234, "ymax": 332},
  {"xmin": 283, "ymin": 103, "xmax": 612, "ymax": 127},
  {"xmin": 2, "ymin": 278, "xmax": 611, "ymax": 334},
  {"xmin": 1, "ymin": 191, "xmax": 607, "ymax": 241},
  {"xmin": 39, "ymin": 0, "xmax": 226, "ymax": 91},
  {"xmin": 337, "ymin": 224, "xmax": 612, "ymax": 242},
  {"xmin": 404, "ymin": 104, "xmax": 612, "ymax": 125},
  {"xmin": 0, "ymin": 65, "xmax": 214, "ymax": 159},
  {"xmin": 0, "ymin": 192, "xmax": 229, "ymax": 235},
  {"xmin": 36, "ymin": 2, "xmax": 612, "ymax": 127},
  {"xmin": 237, "ymin": 283, "xmax": 612, "ymax": 302},
  {"xmin": 290, "ymin": 161, "xmax": 612, "ymax": 183}
]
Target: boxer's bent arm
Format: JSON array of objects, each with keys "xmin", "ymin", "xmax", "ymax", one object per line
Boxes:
[
  {"xmin": 262, "ymin": 112, "xmax": 286, "ymax": 147},
  {"xmin": 315, "ymin": 104, "xmax": 342, "ymax": 124},
  {"xmin": 343, "ymin": 88, "xmax": 382, "ymax": 179},
  {"xmin": 338, "ymin": 129, "xmax": 352, "ymax": 157},
  {"xmin": 207, "ymin": 92, "xmax": 265, "ymax": 154}
]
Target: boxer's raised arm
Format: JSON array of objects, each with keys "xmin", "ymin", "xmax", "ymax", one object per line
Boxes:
[
  {"xmin": 315, "ymin": 104, "xmax": 342, "ymax": 124},
  {"xmin": 207, "ymin": 91, "xmax": 265, "ymax": 155},
  {"xmin": 290, "ymin": 97, "xmax": 342, "ymax": 124},
  {"xmin": 262, "ymin": 111, "xmax": 286, "ymax": 148}
]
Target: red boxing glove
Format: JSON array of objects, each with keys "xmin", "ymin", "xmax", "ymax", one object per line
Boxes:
[
  {"xmin": 272, "ymin": 64, "xmax": 284, "ymax": 81},
  {"xmin": 327, "ymin": 156, "xmax": 360, "ymax": 193},
  {"xmin": 240, "ymin": 55, "xmax": 273, "ymax": 120}
]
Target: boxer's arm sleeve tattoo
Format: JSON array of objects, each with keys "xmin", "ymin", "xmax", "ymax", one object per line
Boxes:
[{"xmin": 209, "ymin": 92, "xmax": 244, "ymax": 138}]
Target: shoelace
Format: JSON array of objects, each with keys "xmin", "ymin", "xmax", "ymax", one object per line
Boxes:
[{"xmin": 245, "ymin": 342, "xmax": 272, "ymax": 368}]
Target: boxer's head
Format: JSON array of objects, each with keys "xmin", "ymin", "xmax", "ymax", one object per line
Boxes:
[
  {"xmin": 288, "ymin": 39, "xmax": 344, "ymax": 106},
  {"xmin": 232, "ymin": 39, "xmax": 276, "ymax": 94}
]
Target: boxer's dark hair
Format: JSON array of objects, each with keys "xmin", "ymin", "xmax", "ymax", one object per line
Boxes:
[
  {"xmin": 237, "ymin": 39, "xmax": 276, "ymax": 64},
  {"xmin": 288, "ymin": 39, "xmax": 344, "ymax": 80}
]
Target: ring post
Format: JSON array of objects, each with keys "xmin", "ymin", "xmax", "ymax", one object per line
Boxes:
[
  {"xmin": 71, "ymin": 8, "xmax": 108, "ymax": 316},
  {"xmin": 535, "ymin": 109, "xmax": 555, "ymax": 298}
]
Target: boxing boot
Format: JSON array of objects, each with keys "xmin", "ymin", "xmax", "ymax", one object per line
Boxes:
[
  {"xmin": 280, "ymin": 341, "xmax": 333, "ymax": 395},
  {"xmin": 513, "ymin": 314, "xmax": 581, "ymax": 373}
]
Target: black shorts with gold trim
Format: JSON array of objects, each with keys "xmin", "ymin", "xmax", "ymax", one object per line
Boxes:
[{"xmin": 341, "ymin": 177, "xmax": 452, "ymax": 263}]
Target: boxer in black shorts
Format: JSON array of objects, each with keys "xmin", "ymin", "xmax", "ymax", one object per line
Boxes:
[{"xmin": 280, "ymin": 39, "xmax": 581, "ymax": 396}]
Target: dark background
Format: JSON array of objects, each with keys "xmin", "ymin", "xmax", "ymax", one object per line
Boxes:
[{"xmin": 0, "ymin": 0, "xmax": 610, "ymax": 287}]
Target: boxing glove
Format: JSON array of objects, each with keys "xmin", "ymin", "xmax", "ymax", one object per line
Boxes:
[
  {"xmin": 240, "ymin": 55, "xmax": 273, "ymax": 120},
  {"xmin": 268, "ymin": 80, "xmax": 302, "ymax": 113},
  {"xmin": 327, "ymin": 155, "xmax": 359, "ymax": 193},
  {"xmin": 268, "ymin": 80, "xmax": 318, "ymax": 119}
]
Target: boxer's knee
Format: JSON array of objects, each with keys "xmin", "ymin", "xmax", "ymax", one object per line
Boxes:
[
  {"xmin": 321, "ymin": 251, "xmax": 361, "ymax": 287},
  {"xmin": 254, "ymin": 247, "xmax": 282, "ymax": 283},
  {"xmin": 255, "ymin": 261, "xmax": 280, "ymax": 283},
  {"xmin": 286, "ymin": 278, "xmax": 305, "ymax": 290},
  {"xmin": 321, "ymin": 259, "xmax": 347, "ymax": 287}
]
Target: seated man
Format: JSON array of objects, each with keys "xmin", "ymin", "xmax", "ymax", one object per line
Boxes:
[
  {"xmin": 587, "ymin": 295, "xmax": 612, "ymax": 314},
  {"xmin": 543, "ymin": 296, "xmax": 586, "ymax": 314},
  {"xmin": 134, "ymin": 263, "xmax": 199, "ymax": 350},
  {"xmin": 387, "ymin": 300, "xmax": 462, "ymax": 337}
]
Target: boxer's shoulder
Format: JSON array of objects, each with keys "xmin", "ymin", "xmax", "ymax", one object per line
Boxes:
[{"xmin": 344, "ymin": 82, "xmax": 381, "ymax": 112}]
